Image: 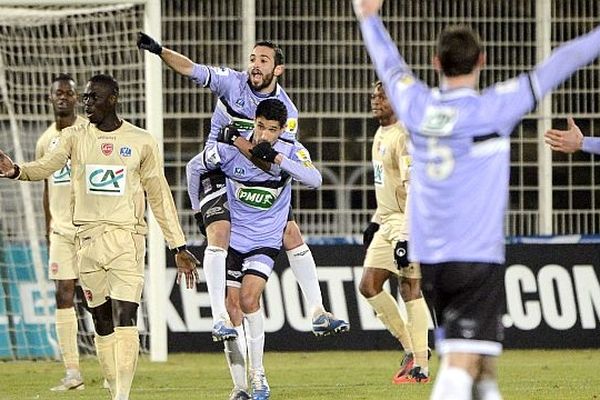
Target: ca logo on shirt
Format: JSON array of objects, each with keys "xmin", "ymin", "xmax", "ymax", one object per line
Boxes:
[
  {"xmin": 85, "ymin": 164, "xmax": 127, "ymax": 196},
  {"xmin": 52, "ymin": 160, "xmax": 71, "ymax": 186}
]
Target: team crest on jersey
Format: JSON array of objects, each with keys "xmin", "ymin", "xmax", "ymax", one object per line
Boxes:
[
  {"xmin": 85, "ymin": 164, "xmax": 126, "ymax": 196},
  {"xmin": 234, "ymin": 167, "xmax": 245, "ymax": 176},
  {"xmin": 286, "ymin": 118, "xmax": 298, "ymax": 133},
  {"xmin": 215, "ymin": 66, "xmax": 229, "ymax": 76},
  {"xmin": 101, "ymin": 143, "xmax": 114, "ymax": 156},
  {"xmin": 235, "ymin": 98, "xmax": 245, "ymax": 107},
  {"xmin": 119, "ymin": 146, "xmax": 132, "ymax": 157},
  {"xmin": 373, "ymin": 160, "xmax": 384, "ymax": 186}
]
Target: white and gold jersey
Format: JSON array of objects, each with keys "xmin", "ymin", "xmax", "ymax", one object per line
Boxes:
[
  {"xmin": 35, "ymin": 116, "xmax": 87, "ymax": 238},
  {"xmin": 21, "ymin": 120, "xmax": 185, "ymax": 248},
  {"xmin": 371, "ymin": 122, "xmax": 411, "ymax": 229}
]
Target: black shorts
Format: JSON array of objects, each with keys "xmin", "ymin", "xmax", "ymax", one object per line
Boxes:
[
  {"xmin": 197, "ymin": 170, "xmax": 230, "ymax": 231},
  {"xmin": 421, "ymin": 262, "xmax": 505, "ymax": 356},
  {"xmin": 226, "ymin": 247, "xmax": 280, "ymax": 287}
]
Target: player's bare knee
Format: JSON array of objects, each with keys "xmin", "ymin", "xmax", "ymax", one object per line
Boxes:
[
  {"xmin": 54, "ymin": 279, "xmax": 76, "ymax": 308},
  {"xmin": 358, "ymin": 278, "xmax": 380, "ymax": 298},
  {"xmin": 239, "ymin": 292, "xmax": 260, "ymax": 315},
  {"xmin": 112, "ymin": 299, "xmax": 139, "ymax": 327},
  {"xmin": 91, "ymin": 301, "xmax": 114, "ymax": 336},
  {"xmin": 283, "ymin": 221, "xmax": 304, "ymax": 250},
  {"xmin": 206, "ymin": 220, "xmax": 231, "ymax": 248}
]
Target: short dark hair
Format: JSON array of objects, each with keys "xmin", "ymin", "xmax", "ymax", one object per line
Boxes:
[
  {"xmin": 50, "ymin": 73, "xmax": 76, "ymax": 91},
  {"xmin": 254, "ymin": 40, "xmax": 285, "ymax": 66},
  {"xmin": 255, "ymin": 98, "xmax": 288, "ymax": 128},
  {"xmin": 88, "ymin": 74, "xmax": 119, "ymax": 96},
  {"xmin": 436, "ymin": 26, "xmax": 483, "ymax": 77}
]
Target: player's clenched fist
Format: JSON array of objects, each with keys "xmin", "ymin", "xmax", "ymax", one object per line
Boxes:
[
  {"xmin": 217, "ymin": 125, "xmax": 241, "ymax": 146},
  {"xmin": 175, "ymin": 248, "xmax": 201, "ymax": 289},
  {"xmin": 352, "ymin": 0, "xmax": 384, "ymax": 19},
  {"xmin": 251, "ymin": 141, "xmax": 279, "ymax": 163},
  {"xmin": 137, "ymin": 32, "xmax": 162, "ymax": 55},
  {"xmin": 0, "ymin": 149, "xmax": 18, "ymax": 178}
]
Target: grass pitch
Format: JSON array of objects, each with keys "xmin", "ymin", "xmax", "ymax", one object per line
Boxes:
[{"xmin": 0, "ymin": 350, "xmax": 598, "ymax": 399}]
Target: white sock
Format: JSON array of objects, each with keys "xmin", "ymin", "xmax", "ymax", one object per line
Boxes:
[
  {"xmin": 203, "ymin": 246, "xmax": 228, "ymax": 323},
  {"xmin": 431, "ymin": 366, "xmax": 473, "ymax": 400},
  {"xmin": 474, "ymin": 379, "xmax": 502, "ymax": 400},
  {"xmin": 224, "ymin": 324, "xmax": 247, "ymax": 390},
  {"xmin": 286, "ymin": 244, "xmax": 324, "ymax": 316},
  {"xmin": 244, "ymin": 310, "xmax": 265, "ymax": 371}
]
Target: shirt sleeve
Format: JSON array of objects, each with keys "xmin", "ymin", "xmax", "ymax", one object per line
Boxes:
[
  {"xmin": 19, "ymin": 131, "xmax": 73, "ymax": 181},
  {"xmin": 278, "ymin": 143, "xmax": 322, "ymax": 189},
  {"xmin": 189, "ymin": 64, "xmax": 243, "ymax": 98},
  {"xmin": 140, "ymin": 137, "xmax": 186, "ymax": 249},
  {"xmin": 582, "ymin": 137, "xmax": 600, "ymax": 155}
]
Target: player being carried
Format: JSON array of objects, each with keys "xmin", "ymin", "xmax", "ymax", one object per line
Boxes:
[
  {"xmin": 37, "ymin": 73, "xmax": 88, "ymax": 392},
  {"xmin": 137, "ymin": 33, "xmax": 349, "ymax": 342},
  {"xmin": 0, "ymin": 74, "xmax": 200, "ymax": 400},
  {"xmin": 188, "ymin": 98, "xmax": 321, "ymax": 400}
]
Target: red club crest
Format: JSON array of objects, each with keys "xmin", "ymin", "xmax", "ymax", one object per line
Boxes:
[
  {"xmin": 101, "ymin": 143, "xmax": 114, "ymax": 156},
  {"xmin": 83, "ymin": 290, "xmax": 93, "ymax": 302},
  {"xmin": 50, "ymin": 262, "xmax": 59, "ymax": 275}
]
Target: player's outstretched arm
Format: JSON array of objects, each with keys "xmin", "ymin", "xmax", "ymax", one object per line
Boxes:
[
  {"xmin": 175, "ymin": 248, "xmax": 201, "ymax": 289},
  {"xmin": 137, "ymin": 32, "xmax": 194, "ymax": 77},
  {"xmin": 252, "ymin": 142, "xmax": 322, "ymax": 189}
]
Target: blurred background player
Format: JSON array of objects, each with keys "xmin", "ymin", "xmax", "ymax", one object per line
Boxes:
[
  {"xmin": 36, "ymin": 74, "xmax": 87, "ymax": 391},
  {"xmin": 354, "ymin": 0, "xmax": 600, "ymax": 398},
  {"xmin": 137, "ymin": 33, "xmax": 349, "ymax": 340},
  {"xmin": 0, "ymin": 74, "xmax": 200, "ymax": 400},
  {"xmin": 359, "ymin": 81, "xmax": 430, "ymax": 384},
  {"xmin": 188, "ymin": 98, "xmax": 322, "ymax": 400}
]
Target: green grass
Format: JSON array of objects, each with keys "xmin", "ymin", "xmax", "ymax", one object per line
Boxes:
[{"xmin": 0, "ymin": 350, "xmax": 599, "ymax": 399}]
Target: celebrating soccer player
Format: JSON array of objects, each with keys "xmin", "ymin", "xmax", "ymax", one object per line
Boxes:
[
  {"xmin": 187, "ymin": 98, "xmax": 321, "ymax": 400},
  {"xmin": 0, "ymin": 74, "xmax": 200, "ymax": 400},
  {"xmin": 36, "ymin": 74, "xmax": 88, "ymax": 391},
  {"xmin": 137, "ymin": 32, "xmax": 349, "ymax": 342},
  {"xmin": 359, "ymin": 81, "xmax": 430, "ymax": 384},
  {"xmin": 354, "ymin": 0, "xmax": 600, "ymax": 398}
]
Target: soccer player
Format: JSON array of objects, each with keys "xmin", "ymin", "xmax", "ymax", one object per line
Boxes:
[
  {"xmin": 354, "ymin": 0, "xmax": 600, "ymax": 398},
  {"xmin": 544, "ymin": 117, "xmax": 598, "ymax": 154},
  {"xmin": 0, "ymin": 74, "xmax": 200, "ymax": 400},
  {"xmin": 359, "ymin": 81, "xmax": 429, "ymax": 384},
  {"xmin": 137, "ymin": 33, "xmax": 349, "ymax": 340},
  {"xmin": 36, "ymin": 74, "xmax": 88, "ymax": 391},
  {"xmin": 187, "ymin": 98, "xmax": 321, "ymax": 400}
]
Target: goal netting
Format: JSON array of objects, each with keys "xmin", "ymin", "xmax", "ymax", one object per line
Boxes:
[{"xmin": 0, "ymin": 3, "xmax": 149, "ymax": 359}]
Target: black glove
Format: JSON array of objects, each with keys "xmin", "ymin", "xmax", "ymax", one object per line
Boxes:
[
  {"xmin": 362, "ymin": 222, "xmax": 380, "ymax": 249},
  {"xmin": 137, "ymin": 32, "xmax": 162, "ymax": 55},
  {"xmin": 194, "ymin": 212, "xmax": 206, "ymax": 237},
  {"xmin": 217, "ymin": 125, "xmax": 241, "ymax": 145},
  {"xmin": 250, "ymin": 141, "xmax": 279, "ymax": 163},
  {"xmin": 394, "ymin": 240, "xmax": 409, "ymax": 268}
]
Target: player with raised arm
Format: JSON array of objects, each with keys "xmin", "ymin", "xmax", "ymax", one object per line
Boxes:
[
  {"xmin": 188, "ymin": 98, "xmax": 321, "ymax": 400},
  {"xmin": 354, "ymin": 0, "xmax": 600, "ymax": 398},
  {"xmin": 137, "ymin": 33, "xmax": 348, "ymax": 340},
  {"xmin": 0, "ymin": 74, "xmax": 200, "ymax": 400},
  {"xmin": 544, "ymin": 117, "xmax": 599, "ymax": 154},
  {"xmin": 37, "ymin": 74, "xmax": 88, "ymax": 392},
  {"xmin": 359, "ymin": 81, "xmax": 430, "ymax": 384}
]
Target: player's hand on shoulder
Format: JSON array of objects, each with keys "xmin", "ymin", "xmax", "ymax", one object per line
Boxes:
[
  {"xmin": 137, "ymin": 32, "xmax": 162, "ymax": 55},
  {"xmin": 394, "ymin": 240, "xmax": 410, "ymax": 268},
  {"xmin": 363, "ymin": 222, "xmax": 380, "ymax": 249},
  {"xmin": 174, "ymin": 247, "xmax": 201, "ymax": 289},
  {"xmin": 251, "ymin": 141, "xmax": 278, "ymax": 163},
  {"xmin": 217, "ymin": 125, "xmax": 241, "ymax": 146},
  {"xmin": 0, "ymin": 149, "xmax": 18, "ymax": 178}
]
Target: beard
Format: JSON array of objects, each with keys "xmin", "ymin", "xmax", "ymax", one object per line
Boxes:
[{"xmin": 249, "ymin": 70, "xmax": 275, "ymax": 91}]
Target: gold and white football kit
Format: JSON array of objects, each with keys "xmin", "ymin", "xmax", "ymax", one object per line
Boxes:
[
  {"xmin": 363, "ymin": 122, "xmax": 420, "ymax": 279},
  {"xmin": 21, "ymin": 120, "xmax": 185, "ymax": 307},
  {"xmin": 35, "ymin": 116, "xmax": 87, "ymax": 280}
]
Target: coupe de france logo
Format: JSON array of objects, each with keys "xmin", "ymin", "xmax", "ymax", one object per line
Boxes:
[
  {"xmin": 101, "ymin": 143, "xmax": 114, "ymax": 156},
  {"xmin": 85, "ymin": 164, "xmax": 127, "ymax": 196}
]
